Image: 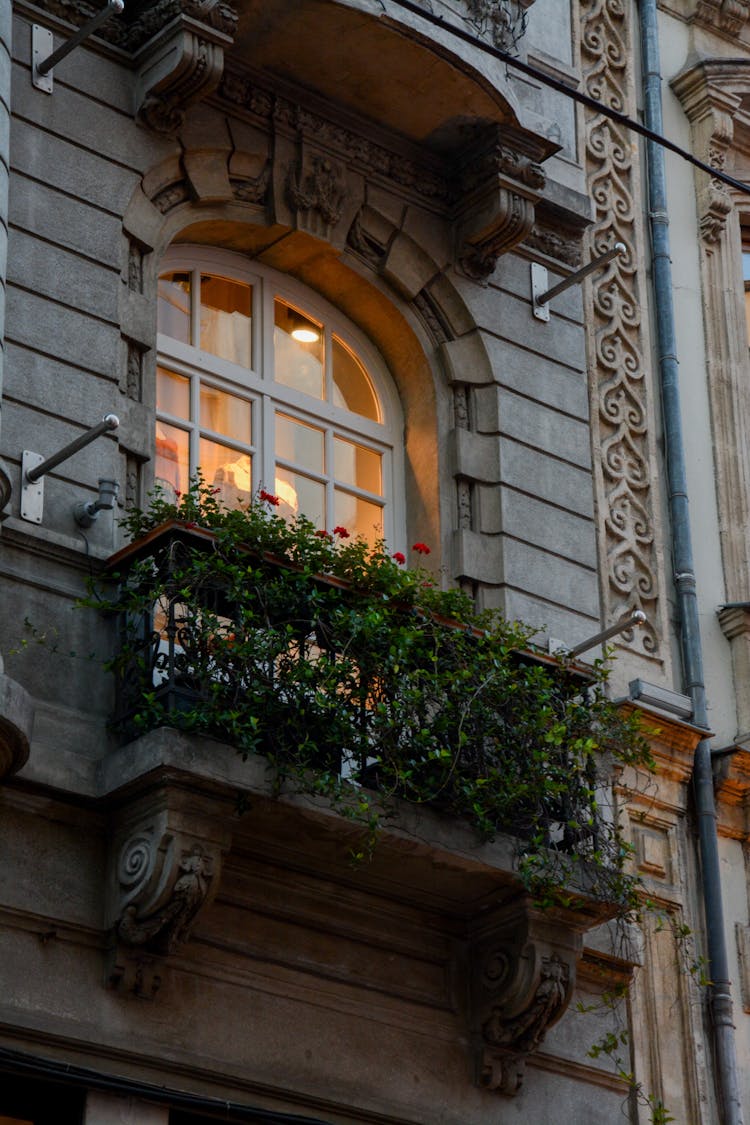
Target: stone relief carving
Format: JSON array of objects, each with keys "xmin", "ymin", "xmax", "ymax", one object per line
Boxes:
[
  {"xmin": 471, "ymin": 902, "xmax": 580, "ymax": 1096},
  {"xmin": 580, "ymin": 0, "xmax": 662, "ymax": 659},
  {"xmin": 524, "ymin": 224, "xmax": 583, "ymax": 267},
  {"xmin": 286, "ymin": 153, "xmax": 347, "ymax": 240},
  {"xmin": 116, "ymin": 834, "xmax": 216, "ymax": 953},
  {"xmin": 219, "ymin": 69, "xmax": 451, "ymax": 209},
  {"xmin": 693, "ymin": 0, "xmax": 750, "ymax": 35},
  {"xmin": 466, "ymin": 0, "xmax": 537, "ymax": 52},
  {"xmin": 104, "ymin": 781, "xmax": 232, "ymax": 997}
]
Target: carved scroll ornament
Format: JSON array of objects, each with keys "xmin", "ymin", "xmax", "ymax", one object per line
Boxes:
[
  {"xmin": 580, "ymin": 0, "xmax": 662, "ymax": 660},
  {"xmin": 471, "ymin": 901, "xmax": 581, "ymax": 1096},
  {"xmin": 455, "ymin": 131, "xmax": 546, "ymax": 281},
  {"xmin": 115, "ymin": 831, "xmax": 217, "ymax": 954}
]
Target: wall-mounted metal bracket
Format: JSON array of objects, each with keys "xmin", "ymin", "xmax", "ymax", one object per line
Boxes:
[
  {"xmin": 20, "ymin": 414, "xmax": 119, "ymax": 525},
  {"xmin": 549, "ymin": 609, "xmax": 647, "ymax": 660},
  {"xmin": 32, "ymin": 0, "xmax": 124, "ymax": 93},
  {"xmin": 531, "ymin": 242, "xmax": 627, "ymax": 321}
]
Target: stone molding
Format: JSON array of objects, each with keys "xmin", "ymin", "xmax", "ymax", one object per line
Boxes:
[
  {"xmin": 671, "ymin": 60, "xmax": 745, "ymax": 245},
  {"xmin": 580, "ymin": 0, "xmax": 666, "ymax": 664},
  {"xmin": 471, "ymin": 898, "xmax": 583, "ymax": 1096},
  {"xmin": 671, "ymin": 65, "xmax": 750, "ymax": 649}
]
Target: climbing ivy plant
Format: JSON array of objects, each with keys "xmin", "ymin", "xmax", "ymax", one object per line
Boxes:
[{"xmin": 94, "ymin": 478, "xmax": 652, "ymax": 912}]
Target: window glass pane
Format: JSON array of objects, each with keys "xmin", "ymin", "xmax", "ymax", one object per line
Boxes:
[
  {"xmin": 274, "ymin": 467, "xmax": 325, "ymax": 527},
  {"xmin": 742, "ymin": 251, "xmax": 750, "ymax": 281},
  {"xmin": 275, "ymin": 413, "xmax": 324, "ymax": 474},
  {"xmin": 274, "ymin": 300, "xmax": 324, "ymax": 399},
  {"xmin": 155, "ymin": 421, "xmax": 189, "ymax": 497},
  {"xmin": 200, "ymin": 385, "xmax": 252, "ymax": 444},
  {"xmin": 334, "ymin": 437, "xmax": 382, "ymax": 494},
  {"xmin": 332, "ymin": 337, "xmax": 380, "ymax": 420},
  {"xmin": 158, "ymin": 272, "xmax": 191, "ymax": 343},
  {"xmin": 157, "ymin": 367, "xmax": 190, "ymax": 419},
  {"xmin": 199, "ymin": 438, "xmax": 251, "ymax": 507},
  {"xmin": 200, "ymin": 275, "xmax": 252, "ymax": 367},
  {"xmin": 334, "ymin": 492, "xmax": 383, "ymax": 545}
]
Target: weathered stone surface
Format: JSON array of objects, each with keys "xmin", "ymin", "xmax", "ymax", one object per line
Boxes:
[{"xmin": 0, "ymin": 670, "xmax": 33, "ymax": 778}]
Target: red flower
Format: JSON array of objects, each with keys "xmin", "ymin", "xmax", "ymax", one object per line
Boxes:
[
  {"xmin": 174, "ymin": 490, "xmax": 182, "ymax": 498},
  {"xmin": 412, "ymin": 542, "xmax": 431, "ymax": 555},
  {"xmin": 315, "ymin": 530, "xmax": 332, "ymax": 540},
  {"xmin": 211, "ymin": 487, "xmax": 221, "ymax": 495},
  {"xmin": 184, "ymin": 521, "xmax": 197, "ymax": 529},
  {"xmin": 259, "ymin": 489, "xmax": 280, "ymax": 506},
  {"xmin": 333, "ymin": 526, "xmax": 350, "ymax": 538},
  {"xmin": 392, "ymin": 551, "xmax": 406, "ymax": 565}
]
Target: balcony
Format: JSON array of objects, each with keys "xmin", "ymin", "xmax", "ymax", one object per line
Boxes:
[{"xmin": 96, "ymin": 490, "xmax": 650, "ymax": 1097}]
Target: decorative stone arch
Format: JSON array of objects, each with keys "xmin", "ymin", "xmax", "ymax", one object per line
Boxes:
[{"xmin": 120, "ymin": 128, "xmax": 502, "ymax": 592}]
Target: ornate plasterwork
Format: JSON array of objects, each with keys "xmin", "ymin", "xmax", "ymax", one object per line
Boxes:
[
  {"xmin": 579, "ymin": 0, "xmax": 663, "ymax": 660},
  {"xmin": 219, "ymin": 69, "xmax": 452, "ymax": 210},
  {"xmin": 693, "ymin": 0, "xmax": 750, "ymax": 36},
  {"xmin": 471, "ymin": 900, "xmax": 582, "ymax": 1096}
]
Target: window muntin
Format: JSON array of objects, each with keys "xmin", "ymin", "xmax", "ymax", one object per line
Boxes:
[{"xmin": 156, "ymin": 253, "xmax": 399, "ymax": 546}]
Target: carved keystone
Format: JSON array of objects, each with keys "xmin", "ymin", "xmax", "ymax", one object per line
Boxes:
[
  {"xmin": 454, "ymin": 127, "xmax": 546, "ymax": 281},
  {"xmin": 106, "ymin": 785, "xmax": 231, "ymax": 994},
  {"xmin": 471, "ymin": 897, "xmax": 582, "ymax": 1095}
]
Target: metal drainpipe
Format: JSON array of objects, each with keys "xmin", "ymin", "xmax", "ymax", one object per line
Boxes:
[
  {"xmin": 638, "ymin": 1, "xmax": 744, "ymax": 1120},
  {"xmin": 0, "ymin": 0, "xmax": 11, "ymax": 515}
]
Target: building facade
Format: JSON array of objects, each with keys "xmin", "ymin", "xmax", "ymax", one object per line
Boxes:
[{"xmin": 2, "ymin": 0, "xmax": 750, "ymax": 1121}]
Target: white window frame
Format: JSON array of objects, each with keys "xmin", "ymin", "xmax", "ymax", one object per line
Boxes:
[{"xmin": 157, "ymin": 246, "xmax": 406, "ymax": 552}]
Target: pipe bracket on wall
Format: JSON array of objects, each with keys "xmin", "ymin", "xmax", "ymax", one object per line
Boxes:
[
  {"xmin": 20, "ymin": 414, "xmax": 119, "ymax": 525},
  {"xmin": 531, "ymin": 242, "xmax": 627, "ymax": 321},
  {"xmin": 31, "ymin": 0, "xmax": 124, "ymax": 93}
]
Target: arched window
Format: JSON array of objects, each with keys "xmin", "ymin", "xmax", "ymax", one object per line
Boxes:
[{"xmin": 155, "ymin": 248, "xmax": 403, "ymax": 547}]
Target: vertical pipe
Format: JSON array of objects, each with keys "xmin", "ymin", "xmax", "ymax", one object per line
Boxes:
[
  {"xmin": 638, "ymin": 1, "xmax": 744, "ymax": 1120},
  {"xmin": 0, "ymin": 0, "xmax": 11, "ymax": 514}
]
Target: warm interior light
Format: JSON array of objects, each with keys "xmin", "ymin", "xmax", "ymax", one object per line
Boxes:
[
  {"xmin": 286, "ymin": 306, "xmax": 320, "ymax": 343},
  {"xmin": 291, "ymin": 325, "xmax": 320, "ymax": 343}
]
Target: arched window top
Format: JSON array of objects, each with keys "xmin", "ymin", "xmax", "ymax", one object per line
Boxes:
[{"xmin": 155, "ymin": 247, "xmax": 404, "ymax": 548}]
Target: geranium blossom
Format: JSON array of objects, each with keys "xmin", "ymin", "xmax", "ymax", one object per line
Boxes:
[
  {"xmin": 333, "ymin": 526, "xmax": 350, "ymax": 538},
  {"xmin": 392, "ymin": 551, "xmax": 406, "ymax": 565},
  {"xmin": 259, "ymin": 489, "xmax": 280, "ymax": 506},
  {"xmin": 412, "ymin": 542, "xmax": 431, "ymax": 555}
]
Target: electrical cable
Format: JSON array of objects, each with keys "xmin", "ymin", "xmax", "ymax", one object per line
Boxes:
[{"xmin": 382, "ymin": 0, "xmax": 750, "ymax": 198}]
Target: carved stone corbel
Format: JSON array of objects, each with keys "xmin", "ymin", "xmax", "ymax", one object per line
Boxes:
[
  {"xmin": 132, "ymin": 1, "xmax": 238, "ymax": 137},
  {"xmin": 454, "ymin": 128, "xmax": 546, "ymax": 281},
  {"xmin": 471, "ymin": 898, "xmax": 582, "ymax": 1095},
  {"xmin": 106, "ymin": 785, "xmax": 232, "ymax": 994}
]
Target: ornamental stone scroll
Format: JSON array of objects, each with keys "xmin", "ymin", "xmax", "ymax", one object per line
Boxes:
[
  {"xmin": 454, "ymin": 127, "xmax": 546, "ymax": 281},
  {"xmin": 470, "ymin": 898, "xmax": 582, "ymax": 1096},
  {"xmin": 106, "ymin": 786, "xmax": 231, "ymax": 995}
]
